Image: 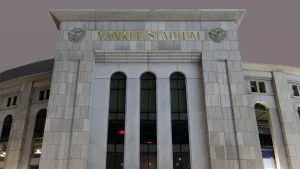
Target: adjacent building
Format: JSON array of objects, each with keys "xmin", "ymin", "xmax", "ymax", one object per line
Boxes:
[{"xmin": 0, "ymin": 9, "xmax": 300, "ymax": 169}]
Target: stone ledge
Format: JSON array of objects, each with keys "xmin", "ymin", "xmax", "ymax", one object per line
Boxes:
[
  {"xmin": 94, "ymin": 50, "xmax": 202, "ymax": 63},
  {"xmin": 50, "ymin": 9, "xmax": 246, "ymax": 30}
]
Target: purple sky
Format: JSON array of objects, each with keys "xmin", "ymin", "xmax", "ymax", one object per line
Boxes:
[{"xmin": 0, "ymin": 0, "xmax": 299, "ymax": 72}]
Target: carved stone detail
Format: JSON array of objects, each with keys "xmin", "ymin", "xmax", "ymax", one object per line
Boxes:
[
  {"xmin": 208, "ymin": 28, "xmax": 227, "ymax": 43},
  {"xmin": 68, "ymin": 28, "xmax": 85, "ymax": 43}
]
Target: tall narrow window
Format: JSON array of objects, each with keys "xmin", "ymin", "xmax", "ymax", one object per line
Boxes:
[
  {"xmin": 32, "ymin": 109, "xmax": 47, "ymax": 158},
  {"xmin": 255, "ymin": 103, "xmax": 277, "ymax": 169},
  {"xmin": 298, "ymin": 107, "xmax": 300, "ymax": 119},
  {"xmin": 12, "ymin": 96, "xmax": 17, "ymax": 106},
  {"xmin": 292, "ymin": 85, "xmax": 300, "ymax": 96},
  {"xmin": 170, "ymin": 72, "xmax": 190, "ymax": 169},
  {"xmin": 0, "ymin": 115, "xmax": 13, "ymax": 162},
  {"xmin": 140, "ymin": 72, "xmax": 157, "ymax": 169},
  {"xmin": 106, "ymin": 72, "xmax": 126, "ymax": 169},
  {"xmin": 6, "ymin": 97, "xmax": 12, "ymax": 107}
]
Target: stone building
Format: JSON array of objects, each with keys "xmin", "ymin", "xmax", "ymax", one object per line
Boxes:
[{"xmin": 0, "ymin": 9, "xmax": 299, "ymax": 169}]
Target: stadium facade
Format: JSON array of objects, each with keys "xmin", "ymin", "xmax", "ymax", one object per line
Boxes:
[{"xmin": 0, "ymin": 9, "xmax": 299, "ymax": 169}]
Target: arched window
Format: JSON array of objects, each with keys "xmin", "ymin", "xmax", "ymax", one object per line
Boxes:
[
  {"xmin": 140, "ymin": 72, "xmax": 157, "ymax": 169},
  {"xmin": 106, "ymin": 72, "xmax": 126, "ymax": 169},
  {"xmin": 255, "ymin": 103, "xmax": 277, "ymax": 168},
  {"xmin": 170, "ymin": 72, "xmax": 190, "ymax": 169},
  {"xmin": 0, "ymin": 115, "xmax": 13, "ymax": 161},
  {"xmin": 32, "ymin": 109, "xmax": 47, "ymax": 158}
]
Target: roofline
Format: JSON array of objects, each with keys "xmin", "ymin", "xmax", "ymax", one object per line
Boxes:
[
  {"xmin": 49, "ymin": 9, "xmax": 246, "ymax": 30},
  {"xmin": 0, "ymin": 58, "xmax": 54, "ymax": 83}
]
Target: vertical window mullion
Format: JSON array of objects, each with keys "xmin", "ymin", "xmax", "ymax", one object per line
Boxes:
[{"xmin": 256, "ymin": 81, "xmax": 260, "ymax": 93}]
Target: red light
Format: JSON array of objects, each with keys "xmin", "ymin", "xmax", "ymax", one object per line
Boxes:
[
  {"xmin": 118, "ymin": 130, "xmax": 125, "ymax": 135},
  {"xmin": 145, "ymin": 141, "xmax": 153, "ymax": 144}
]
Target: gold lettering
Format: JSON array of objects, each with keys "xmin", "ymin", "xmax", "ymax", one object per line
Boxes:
[
  {"xmin": 149, "ymin": 31, "xmax": 154, "ymax": 40},
  {"xmin": 112, "ymin": 32, "xmax": 120, "ymax": 40},
  {"xmin": 169, "ymin": 32, "xmax": 176, "ymax": 40},
  {"xmin": 122, "ymin": 32, "xmax": 127, "ymax": 40},
  {"xmin": 177, "ymin": 32, "xmax": 181, "ymax": 40},
  {"xmin": 191, "ymin": 32, "xmax": 197, "ymax": 40},
  {"xmin": 187, "ymin": 32, "xmax": 191, "ymax": 40},
  {"xmin": 162, "ymin": 32, "xmax": 168, "ymax": 40},
  {"xmin": 97, "ymin": 31, "xmax": 201, "ymax": 41},
  {"xmin": 137, "ymin": 32, "xmax": 142, "ymax": 41},
  {"xmin": 104, "ymin": 32, "xmax": 111, "ymax": 40},
  {"xmin": 98, "ymin": 32, "xmax": 103, "ymax": 40},
  {"xmin": 129, "ymin": 32, "xmax": 133, "ymax": 40}
]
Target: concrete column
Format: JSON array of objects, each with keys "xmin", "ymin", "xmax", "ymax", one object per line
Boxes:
[
  {"xmin": 268, "ymin": 108, "xmax": 289, "ymax": 169},
  {"xmin": 156, "ymin": 78, "xmax": 173, "ymax": 169},
  {"xmin": 5, "ymin": 82, "xmax": 33, "ymax": 169},
  {"xmin": 201, "ymin": 54, "xmax": 264, "ymax": 169},
  {"xmin": 272, "ymin": 71, "xmax": 300, "ymax": 169},
  {"xmin": 186, "ymin": 78, "xmax": 209, "ymax": 169},
  {"xmin": 19, "ymin": 117, "xmax": 35, "ymax": 169},
  {"xmin": 87, "ymin": 79, "xmax": 110, "ymax": 169},
  {"xmin": 39, "ymin": 20, "xmax": 94, "ymax": 169},
  {"xmin": 124, "ymin": 78, "xmax": 140, "ymax": 169}
]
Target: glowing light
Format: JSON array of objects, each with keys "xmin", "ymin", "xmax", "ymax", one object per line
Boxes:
[
  {"xmin": 118, "ymin": 130, "xmax": 125, "ymax": 135},
  {"xmin": 149, "ymin": 163, "xmax": 151, "ymax": 166},
  {"xmin": 145, "ymin": 141, "xmax": 153, "ymax": 144},
  {"xmin": 179, "ymin": 158, "xmax": 181, "ymax": 161},
  {"xmin": 0, "ymin": 152, "xmax": 6, "ymax": 157},
  {"xmin": 35, "ymin": 149, "xmax": 42, "ymax": 154}
]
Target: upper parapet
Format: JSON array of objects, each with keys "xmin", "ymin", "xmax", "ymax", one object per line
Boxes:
[{"xmin": 50, "ymin": 9, "xmax": 246, "ymax": 30}]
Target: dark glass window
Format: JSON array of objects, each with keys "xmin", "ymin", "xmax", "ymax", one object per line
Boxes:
[
  {"xmin": 45, "ymin": 89, "xmax": 50, "ymax": 100},
  {"xmin": 258, "ymin": 82, "xmax": 266, "ymax": 93},
  {"xmin": 12, "ymin": 96, "xmax": 17, "ymax": 106},
  {"xmin": 106, "ymin": 72, "xmax": 126, "ymax": 169},
  {"xmin": 0, "ymin": 115, "xmax": 13, "ymax": 162},
  {"xmin": 170, "ymin": 72, "xmax": 190, "ymax": 169},
  {"xmin": 140, "ymin": 72, "xmax": 157, "ymax": 169},
  {"xmin": 255, "ymin": 103, "xmax": 276, "ymax": 161},
  {"xmin": 32, "ymin": 109, "xmax": 47, "ymax": 158},
  {"xmin": 250, "ymin": 81, "xmax": 258, "ymax": 92},
  {"xmin": 29, "ymin": 166, "xmax": 39, "ymax": 169},
  {"xmin": 293, "ymin": 85, "xmax": 300, "ymax": 96},
  {"xmin": 39, "ymin": 91, "xmax": 45, "ymax": 101},
  {"xmin": 298, "ymin": 107, "xmax": 300, "ymax": 119},
  {"xmin": 38, "ymin": 89, "xmax": 50, "ymax": 101},
  {"xmin": 6, "ymin": 97, "xmax": 11, "ymax": 107}
]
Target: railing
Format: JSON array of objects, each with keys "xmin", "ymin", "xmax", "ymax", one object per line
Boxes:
[
  {"xmin": 0, "ymin": 142, "xmax": 7, "ymax": 162},
  {"xmin": 32, "ymin": 137, "xmax": 43, "ymax": 158}
]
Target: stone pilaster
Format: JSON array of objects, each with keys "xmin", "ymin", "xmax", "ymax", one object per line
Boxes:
[
  {"xmin": 39, "ymin": 21, "xmax": 94, "ymax": 169},
  {"xmin": 124, "ymin": 79, "xmax": 140, "ymax": 169},
  {"xmin": 272, "ymin": 71, "xmax": 300, "ymax": 169},
  {"xmin": 157, "ymin": 78, "xmax": 173, "ymax": 169},
  {"xmin": 5, "ymin": 82, "xmax": 33, "ymax": 169},
  {"xmin": 201, "ymin": 22, "xmax": 264, "ymax": 169}
]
